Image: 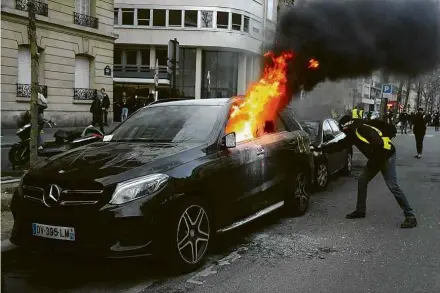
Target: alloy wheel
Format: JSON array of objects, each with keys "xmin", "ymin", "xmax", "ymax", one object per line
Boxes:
[
  {"xmin": 317, "ymin": 164, "xmax": 328, "ymax": 187},
  {"xmin": 293, "ymin": 173, "xmax": 309, "ymax": 212},
  {"xmin": 347, "ymin": 154, "xmax": 352, "ymax": 172},
  {"xmin": 176, "ymin": 205, "xmax": 210, "ymax": 264}
]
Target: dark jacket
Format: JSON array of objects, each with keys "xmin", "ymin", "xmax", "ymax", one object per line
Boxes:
[
  {"xmin": 399, "ymin": 112, "xmax": 409, "ymax": 123},
  {"xmin": 102, "ymin": 93, "xmax": 110, "ymax": 109},
  {"xmin": 322, "ymin": 119, "xmax": 396, "ymax": 162},
  {"xmin": 413, "ymin": 113, "xmax": 427, "ymax": 135},
  {"xmin": 90, "ymin": 98, "xmax": 103, "ymax": 114}
]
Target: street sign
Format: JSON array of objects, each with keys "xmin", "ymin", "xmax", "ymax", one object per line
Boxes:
[{"xmin": 382, "ymin": 84, "xmax": 392, "ymax": 99}]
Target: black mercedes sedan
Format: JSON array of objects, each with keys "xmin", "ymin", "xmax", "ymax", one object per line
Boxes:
[
  {"xmin": 300, "ymin": 119, "xmax": 352, "ymax": 190},
  {"xmin": 10, "ymin": 98, "xmax": 314, "ymax": 271}
]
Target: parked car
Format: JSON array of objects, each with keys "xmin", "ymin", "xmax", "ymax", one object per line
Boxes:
[
  {"xmin": 10, "ymin": 98, "xmax": 314, "ymax": 271},
  {"xmin": 300, "ymin": 119, "xmax": 352, "ymax": 190}
]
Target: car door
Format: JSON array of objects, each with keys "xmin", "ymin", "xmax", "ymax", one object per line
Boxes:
[
  {"xmin": 328, "ymin": 119, "xmax": 347, "ymax": 170},
  {"xmin": 322, "ymin": 120, "xmax": 339, "ymax": 173}
]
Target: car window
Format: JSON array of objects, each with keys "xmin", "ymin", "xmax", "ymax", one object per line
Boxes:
[
  {"xmin": 329, "ymin": 120, "xmax": 342, "ymax": 135},
  {"xmin": 280, "ymin": 107, "xmax": 302, "ymax": 131},
  {"xmin": 323, "ymin": 121, "xmax": 334, "ymax": 141},
  {"xmin": 255, "ymin": 116, "xmax": 287, "ymax": 137},
  {"xmin": 110, "ymin": 105, "xmax": 223, "ymax": 143},
  {"xmin": 300, "ymin": 121, "xmax": 319, "ymax": 141}
]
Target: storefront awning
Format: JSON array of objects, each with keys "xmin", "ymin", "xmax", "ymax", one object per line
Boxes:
[{"xmin": 113, "ymin": 78, "xmax": 170, "ymax": 85}]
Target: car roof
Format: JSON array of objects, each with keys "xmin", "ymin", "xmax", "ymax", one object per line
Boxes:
[{"xmin": 149, "ymin": 98, "xmax": 231, "ymax": 107}]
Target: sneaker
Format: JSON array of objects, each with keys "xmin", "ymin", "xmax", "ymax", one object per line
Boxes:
[
  {"xmin": 346, "ymin": 211, "xmax": 366, "ymax": 219},
  {"xmin": 401, "ymin": 217, "xmax": 417, "ymax": 228}
]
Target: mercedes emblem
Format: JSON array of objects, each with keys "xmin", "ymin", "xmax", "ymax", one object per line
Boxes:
[{"xmin": 43, "ymin": 185, "xmax": 62, "ymax": 207}]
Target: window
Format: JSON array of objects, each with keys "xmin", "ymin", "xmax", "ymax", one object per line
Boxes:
[
  {"xmin": 244, "ymin": 16, "xmax": 250, "ymax": 33},
  {"xmin": 169, "ymin": 10, "xmax": 182, "ymax": 26},
  {"xmin": 267, "ymin": 0, "xmax": 274, "ymax": 20},
  {"xmin": 323, "ymin": 121, "xmax": 334, "ymax": 141},
  {"xmin": 75, "ymin": 55, "xmax": 90, "ymax": 89},
  {"xmin": 232, "ymin": 13, "xmax": 241, "ymax": 31},
  {"xmin": 176, "ymin": 48, "xmax": 197, "ymax": 99},
  {"xmin": 156, "ymin": 48, "xmax": 167, "ymax": 66},
  {"xmin": 110, "ymin": 105, "xmax": 223, "ymax": 143},
  {"xmin": 328, "ymin": 120, "xmax": 342, "ymax": 135},
  {"xmin": 201, "ymin": 11, "xmax": 213, "ymax": 28},
  {"xmin": 122, "ymin": 8, "xmax": 134, "ymax": 25},
  {"xmin": 18, "ymin": 47, "xmax": 31, "ymax": 84},
  {"xmin": 300, "ymin": 121, "xmax": 320, "ymax": 141},
  {"xmin": 202, "ymin": 51, "xmax": 239, "ymax": 99},
  {"xmin": 141, "ymin": 49, "xmax": 150, "ymax": 67},
  {"xmin": 114, "ymin": 8, "xmax": 119, "ymax": 25},
  {"xmin": 126, "ymin": 50, "xmax": 137, "ymax": 65},
  {"xmin": 114, "ymin": 48, "xmax": 122, "ymax": 65},
  {"xmin": 76, "ymin": 0, "xmax": 90, "ymax": 15},
  {"xmin": 184, "ymin": 10, "xmax": 197, "ymax": 27},
  {"xmin": 153, "ymin": 9, "xmax": 166, "ymax": 27},
  {"xmin": 217, "ymin": 11, "xmax": 228, "ymax": 29},
  {"xmin": 137, "ymin": 9, "xmax": 150, "ymax": 26}
]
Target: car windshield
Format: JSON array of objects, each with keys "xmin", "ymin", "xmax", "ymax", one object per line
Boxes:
[
  {"xmin": 300, "ymin": 121, "xmax": 320, "ymax": 141},
  {"xmin": 110, "ymin": 105, "xmax": 223, "ymax": 143}
]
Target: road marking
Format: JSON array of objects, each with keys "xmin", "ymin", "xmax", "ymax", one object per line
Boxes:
[
  {"xmin": 123, "ymin": 280, "xmax": 155, "ymax": 293},
  {"xmin": 187, "ymin": 265, "xmax": 217, "ymax": 285}
]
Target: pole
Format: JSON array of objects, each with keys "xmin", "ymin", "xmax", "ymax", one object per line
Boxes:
[
  {"xmin": 28, "ymin": 0, "xmax": 39, "ymax": 166},
  {"xmin": 172, "ymin": 38, "xmax": 177, "ymax": 96},
  {"xmin": 379, "ymin": 72, "xmax": 389, "ymax": 120}
]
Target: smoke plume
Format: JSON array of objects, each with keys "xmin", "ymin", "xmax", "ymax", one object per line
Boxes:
[{"xmin": 271, "ymin": 0, "xmax": 440, "ymax": 95}]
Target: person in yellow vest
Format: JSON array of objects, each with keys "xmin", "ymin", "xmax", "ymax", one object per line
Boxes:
[
  {"xmin": 352, "ymin": 106, "xmax": 364, "ymax": 119},
  {"xmin": 317, "ymin": 115, "xmax": 417, "ymax": 228}
]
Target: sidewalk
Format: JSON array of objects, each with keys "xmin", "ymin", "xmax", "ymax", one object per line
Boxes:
[{"xmin": 1, "ymin": 123, "xmax": 120, "ymax": 148}]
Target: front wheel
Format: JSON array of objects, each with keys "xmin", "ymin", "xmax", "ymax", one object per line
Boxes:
[
  {"xmin": 341, "ymin": 151, "xmax": 352, "ymax": 175},
  {"xmin": 285, "ymin": 171, "xmax": 310, "ymax": 217},
  {"xmin": 315, "ymin": 162, "xmax": 329, "ymax": 190},
  {"xmin": 8, "ymin": 144, "xmax": 29, "ymax": 168},
  {"xmin": 161, "ymin": 198, "xmax": 211, "ymax": 272}
]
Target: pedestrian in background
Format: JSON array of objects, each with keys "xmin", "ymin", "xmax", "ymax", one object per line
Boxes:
[
  {"xmin": 100, "ymin": 88, "xmax": 110, "ymax": 126},
  {"xmin": 408, "ymin": 112, "xmax": 415, "ymax": 130},
  {"xmin": 37, "ymin": 90, "xmax": 48, "ymax": 149},
  {"xmin": 120, "ymin": 92, "xmax": 129, "ymax": 121},
  {"xmin": 413, "ymin": 107, "xmax": 427, "ymax": 159},
  {"xmin": 398, "ymin": 110, "xmax": 409, "ymax": 134},
  {"xmin": 90, "ymin": 92, "xmax": 105, "ymax": 133},
  {"xmin": 319, "ymin": 115, "xmax": 417, "ymax": 228},
  {"xmin": 433, "ymin": 111, "xmax": 440, "ymax": 132}
]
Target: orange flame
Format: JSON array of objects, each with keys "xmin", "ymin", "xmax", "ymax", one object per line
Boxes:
[
  {"xmin": 225, "ymin": 51, "xmax": 293, "ymax": 142},
  {"xmin": 308, "ymin": 58, "xmax": 319, "ymax": 69}
]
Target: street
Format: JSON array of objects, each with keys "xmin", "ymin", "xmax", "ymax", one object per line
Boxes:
[{"xmin": 2, "ymin": 128, "xmax": 440, "ymax": 293}]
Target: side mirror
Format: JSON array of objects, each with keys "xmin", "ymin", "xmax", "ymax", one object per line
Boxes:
[{"xmin": 222, "ymin": 132, "xmax": 236, "ymax": 148}]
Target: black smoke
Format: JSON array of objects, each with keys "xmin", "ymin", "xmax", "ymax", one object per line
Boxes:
[{"xmin": 271, "ymin": 0, "xmax": 440, "ymax": 94}]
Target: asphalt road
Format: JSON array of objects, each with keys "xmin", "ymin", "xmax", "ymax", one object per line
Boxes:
[{"xmin": 2, "ymin": 128, "xmax": 440, "ymax": 293}]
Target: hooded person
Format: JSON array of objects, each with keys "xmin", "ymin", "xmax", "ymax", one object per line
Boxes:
[{"xmin": 317, "ymin": 115, "xmax": 417, "ymax": 228}]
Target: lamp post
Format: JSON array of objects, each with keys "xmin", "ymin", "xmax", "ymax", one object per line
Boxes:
[{"xmin": 154, "ymin": 59, "xmax": 159, "ymax": 101}]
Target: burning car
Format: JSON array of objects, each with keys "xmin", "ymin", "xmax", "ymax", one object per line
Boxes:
[
  {"xmin": 10, "ymin": 98, "xmax": 314, "ymax": 271},
  {"xmin": 300, "ymin": 119, "xmax": 352, "ymax": 190}
]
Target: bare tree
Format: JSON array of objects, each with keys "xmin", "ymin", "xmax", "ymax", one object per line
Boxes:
[
  {"xmin": 201, "ymin": 11, "xmax": 213, "ymax": 28},
  {"xmin": 28, "ymin": 0, "xmax": 40, "ymax": 166}
]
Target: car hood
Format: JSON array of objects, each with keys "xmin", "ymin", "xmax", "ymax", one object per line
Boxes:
[{"xmin": 28, "ymin": 141, "xmax": 206, "ymax": 188}]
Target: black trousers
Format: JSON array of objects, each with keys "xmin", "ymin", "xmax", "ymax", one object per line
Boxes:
[
  {"xmin": 92, "ymin": 113, "xmax": 105, "ymax": 133},
  {"xmin": 415, "ymin": 133, "xmax": 425, "ymax": 154},
  {"xmin": 103, "ymin": 109, "xmax": 108, "ymax": 125}
]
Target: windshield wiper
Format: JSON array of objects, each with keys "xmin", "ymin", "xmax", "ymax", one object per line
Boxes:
[{"xmin": 111, "ymin": 138, "xmax": 172, "ymax": 143}]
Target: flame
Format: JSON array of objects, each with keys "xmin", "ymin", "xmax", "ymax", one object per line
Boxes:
[
  {"xmin": 308, "ymin": 58, "xmax": 319, "ymax": 69},
  {"xmin": 225, "ymin": 52, "xmax": 293, "ymax": 142}
]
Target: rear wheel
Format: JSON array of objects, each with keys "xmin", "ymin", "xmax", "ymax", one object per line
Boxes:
[
  {"xmin": 161, "ymin": 198, "xmax": 211, "ymax": 272},
  {"xmin": 8, "ymin": 144, "xmax": 29, "ymax": 168},
  {"xmin": 285, "ymin": 171, "xmax": 310, "ymax": 216},
  {"xmin": 315, "ymin": 162, "xmax": 329, "ymax": 190}
]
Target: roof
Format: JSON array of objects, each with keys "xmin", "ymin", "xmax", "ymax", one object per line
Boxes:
[{"xmin": 149, "ymin": 98, "xmax": 231, "ymax": 107}]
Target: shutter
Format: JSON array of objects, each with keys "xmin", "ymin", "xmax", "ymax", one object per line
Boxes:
[
  {"xmin": 18, "ymin": 47, "xmax": 31, "ymax": 84},
  {"xmin": 75, "ymin": 56, "xmax": 90, "ymax": 88},
  {"xmin": 76, "ymin": 0, "xmax": 90, "ymax": 15}
]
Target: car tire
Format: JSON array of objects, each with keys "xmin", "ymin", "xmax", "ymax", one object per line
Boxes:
[
  {"xmin": 161, "ymin": 198, "xmax": 211, "ymax": 273},
  {"xmin": 315, "ymin": 162, "xmax": 329, "ymax": 191},
  {"xmin": 8, "ymin": 144, "xmax": 29, "ymax": 168},
  {"xmin": 341, "ymin": 151, "xmax": 352, "ymax": 175},
  {"xmin": 284, "ymin": 171, "xmax": 310, "ymax": 217}
]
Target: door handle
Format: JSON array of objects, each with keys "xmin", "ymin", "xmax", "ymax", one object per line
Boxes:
[{"xmin": 256, "ymin": 149, "xmax": 265, "ymax": 156}]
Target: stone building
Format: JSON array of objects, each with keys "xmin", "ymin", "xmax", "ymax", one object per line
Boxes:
[{"xmin": 1, "ymin": 0, "xmax": 117, "ymax": 128}]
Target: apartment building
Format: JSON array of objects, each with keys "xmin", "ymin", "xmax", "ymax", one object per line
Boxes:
[
  {"xmin": 1, "ymin": 0, "xmax": 117, "ymax": 127},
  {"xmin": 112, "ymin": 0, "xmax": 280, "ymax": 106}
]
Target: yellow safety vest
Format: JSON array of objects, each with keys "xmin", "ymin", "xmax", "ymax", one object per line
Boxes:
[
  {"xmin": 355, "ymin": 124, "xmax": 392, "ymax": 150},
  {"xmin": 359, "ymin": 110, "xmax": 364, "ymax": 119},
  {"xmin": 352, "ymin": 109, "xmax": 359, "ymax": 118}
]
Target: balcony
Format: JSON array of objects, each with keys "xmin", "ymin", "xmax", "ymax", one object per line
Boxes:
[
  {"xmin": 15, "ymin": 0, "xmax": 48, "ymax": 17},
  {"xmin": 73, "ymin": 88, "xmax": 97, "ymax": 100},
  {"xmin": 73, "ymin": 12, "xmax": 99, "ymax": 29},
  {"xmin": 16, "ymin": 84, "xmax": 48, "ymax": 98},
  {"xmin": 113, "ymin": 65, "xmax": 170, "ymax": 80}
]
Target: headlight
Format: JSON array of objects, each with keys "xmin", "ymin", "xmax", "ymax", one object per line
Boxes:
[{"xmin": 109, "ymin": 174, "xmax": 169, "ymax": 205}]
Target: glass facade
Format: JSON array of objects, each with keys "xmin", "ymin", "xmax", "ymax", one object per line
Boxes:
[
  {"xmin": 176, "ymin": 48, "xmax": 197, "ymax": 99},
  {"xmin": 202, "ymin": 51, "xmax": 239, "ymax": 99}
]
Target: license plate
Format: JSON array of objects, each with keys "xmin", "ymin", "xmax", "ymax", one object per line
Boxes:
[{"xmin": 32, "ymin": 223, "xmax": 75, "ymax": 241}]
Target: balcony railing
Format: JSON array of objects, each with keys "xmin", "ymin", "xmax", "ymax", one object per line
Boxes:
[
  {"xmin": 113, "ymin": 65, "xmax": 170, "ymax": 80},
  {"xmin": 74, "ymin": 88, "xmax": 97, "ymax": 100},
  {"xmin": 73, "ymin": 12, "xmax": 99, "ymax": 29},
  {"xmin": 17, "ymin": 84, "xmax": 48, "ymax": 98},
  {"xmin": 15, "ymin": 0, "xmax": 48, "ymax": 17}
]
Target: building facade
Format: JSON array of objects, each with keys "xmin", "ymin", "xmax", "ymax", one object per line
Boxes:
[
  {"xmin": 112, "ymin": 0, "xmax": 280, "ymax": 109},
  {"xmin": 1, "ymin": 0, "xmax": 117, "ymax": 128}
]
